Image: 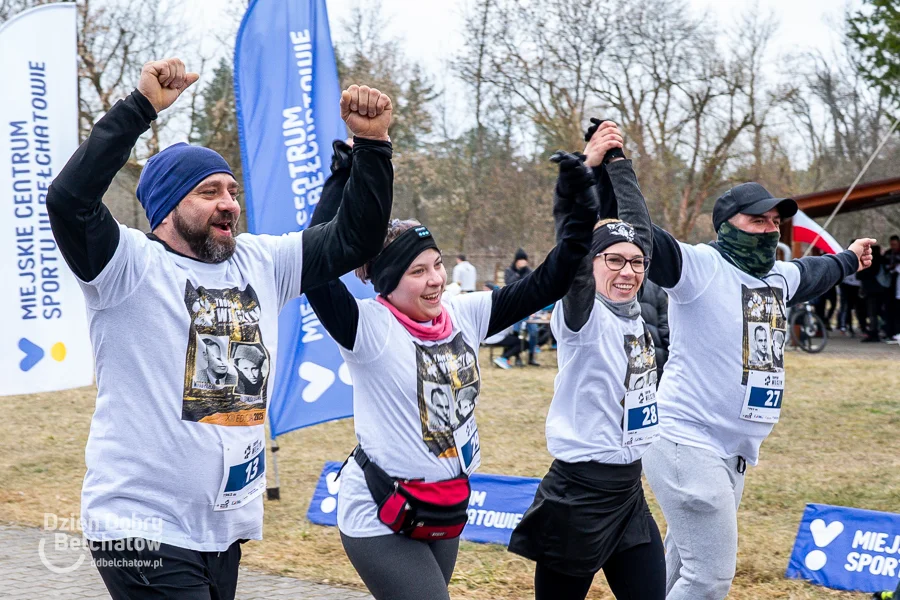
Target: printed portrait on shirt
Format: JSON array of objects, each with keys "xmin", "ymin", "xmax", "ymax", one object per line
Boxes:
[
  {"xmin": 415, "ymin": 333, "xmax": 480, "ymax": 459},
  {"xmin": 231, "ymin": 342, "xmax": 269, "ymax": 398},
  {"xmin": 741, "ymin": 284, "xmax": 786, "ymax": 382},
  {"xmin": 181, "ymin": 282, "xmax": 270, "ymax": 426},
  {"xmin": 771, "ymin": 328, "xmax": 786, "ymax": 370},
  {"xmin": 193, "ymin": 335, "xmax": 238, "ymax": 388},
  {"xmin": 623, "ymin": 326, "xmax": 656, "ymax": 393}
]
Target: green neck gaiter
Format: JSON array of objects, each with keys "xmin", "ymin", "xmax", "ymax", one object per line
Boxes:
[{"xmin": 716, "ymin": 221, "xmax": 779, "ymax": 278}]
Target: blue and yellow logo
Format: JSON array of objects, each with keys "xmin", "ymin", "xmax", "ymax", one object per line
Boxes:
[{"xmin": 18, "ymin": 338, "xmax": 66, "ymax": 372}]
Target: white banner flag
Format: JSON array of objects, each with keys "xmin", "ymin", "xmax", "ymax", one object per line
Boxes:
[{"xmin": 0, "ymin": 4, "xmax": 93, "ymax": 395}]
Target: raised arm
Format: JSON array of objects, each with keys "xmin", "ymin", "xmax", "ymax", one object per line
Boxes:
[
  {"xmin": 303, "ymin": 140, "xmax": 360, "ymax": 351},
  {"xmin": 787, "ymin": 239, "xmax": 873, "ymax": 306},
  {"xmin": 300, "ymin": 86, "xmax": 393, "ymax": 291},
  {"xmin": 584, "ymin": 119, "xmax": 683, "ymax": 290},
  {"xmin": 554, "ymin": 121, "xmax": 625, "ymax": 332},
  {"xmin": 48, "ymin": 58, "xmax": 197, "ymax": 281},
  {"xmin": 486, "ymin": 152, "xmax": 599, "ymax": 337}
]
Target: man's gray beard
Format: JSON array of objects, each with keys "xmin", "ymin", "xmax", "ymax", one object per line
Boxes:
[{"xmin": 172, "ymin": 208, "xmax": 238, "ymax": 263}]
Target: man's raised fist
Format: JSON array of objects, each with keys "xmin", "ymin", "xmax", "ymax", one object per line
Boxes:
[
  {"xmin": 137, "ymin": 58, "xmax": 199, "ymax": 114},
  {"xmin": 340, "ymin": 85, "xmax": 392, "ymax": 142}
]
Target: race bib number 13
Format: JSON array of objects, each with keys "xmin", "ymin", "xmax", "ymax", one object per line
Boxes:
[
  {"xmin": 215, "ymin": 436, "xmax": 266, "ymax": 511},
  {"xmin": 740, "ymin": 370, "xmax": 784, "ymax": 423}
]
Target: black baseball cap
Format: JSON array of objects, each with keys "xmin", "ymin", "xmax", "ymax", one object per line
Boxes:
[{"xmin": 712, "ymin": 182, "xmax": 798, "ymax": 231}]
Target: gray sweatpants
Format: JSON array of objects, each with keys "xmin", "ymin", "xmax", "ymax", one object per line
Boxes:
[{"xmin": 643, "ymin": 439, "xmax": 746, "ymax": 600}]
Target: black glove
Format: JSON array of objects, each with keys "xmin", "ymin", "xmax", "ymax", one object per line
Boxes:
[
  {"xmin": 330, "ymin": 139, "xmax": 353, "ymax": 174},
  {"xmin": 550, "ymin": 151, "xmax": 595, "ymax": 197},
  {"xmin": 584, "ymin": 117, "xmax": 626, "ymax": 164}
]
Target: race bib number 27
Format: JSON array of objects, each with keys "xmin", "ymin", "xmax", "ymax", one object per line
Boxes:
[{"xmin": 740, "ymin": 370, "xmax": 784, "ymax": 423}]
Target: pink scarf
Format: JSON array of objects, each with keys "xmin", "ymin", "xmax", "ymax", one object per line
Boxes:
[{"xmin": 376, "ymin": 295, "xmax": 454, "ymax": 341}]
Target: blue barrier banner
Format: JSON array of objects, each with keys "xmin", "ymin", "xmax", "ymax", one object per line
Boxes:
[
  {"xmin": 306, "ymin": 462, "xmax": 541, "ymax": 545},
  {"xmin": 786, "ymin": 503, "xmax": 900, "ymax": 593},
  {"xmin": 235, "ymin": 0, "xmax": 371, "ymax": 437}
]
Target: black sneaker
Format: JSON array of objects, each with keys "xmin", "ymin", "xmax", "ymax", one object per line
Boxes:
[{"xmin": 528, "ymin": 359, "xmax": 540, "ymax": 367}]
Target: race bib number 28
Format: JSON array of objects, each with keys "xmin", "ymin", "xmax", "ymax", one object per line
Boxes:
[
  {"xmin": 623, "ymin": 386, "xmax": 660, "ymax": 447},
  {"xmin": 740, "ymin": 370, "xmax": 784, "ymax": 423}
]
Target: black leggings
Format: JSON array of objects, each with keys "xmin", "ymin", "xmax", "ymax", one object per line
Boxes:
[
  {"xmin": 341, "ymin": 532, "xmax": 459, "ymax": 600},
  {"xmin": 534, "ymin": 516, "xmax": 665, "ymax": 600}
]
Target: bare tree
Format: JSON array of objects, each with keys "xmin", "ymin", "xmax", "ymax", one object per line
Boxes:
[{"xmin": 480, "ymin": 0, "xmax": 613, "ymax": 152}]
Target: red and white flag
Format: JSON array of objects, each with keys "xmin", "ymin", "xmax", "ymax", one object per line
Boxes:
[{"xmin": 792, "ymin": 210, "xmax": 843, "ymax": 255}]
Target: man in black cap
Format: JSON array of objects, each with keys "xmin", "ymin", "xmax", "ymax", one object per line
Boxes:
[
  {"xmin": 47, "ymin": 57, "xmax": 394, "ymax": 598},
  {"xmin": 616, "ymin": 177, "xmax": 874, "ymax": 599}
]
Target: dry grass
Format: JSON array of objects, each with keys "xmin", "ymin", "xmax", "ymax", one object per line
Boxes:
[{"xmin": 2, "ymin": 349, "xmax": 898, "ymax": 599}]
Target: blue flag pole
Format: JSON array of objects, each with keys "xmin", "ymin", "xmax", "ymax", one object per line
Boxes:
[{"xmin": 234, "ymin": 0, "xmax": 369, "ymax": 499}]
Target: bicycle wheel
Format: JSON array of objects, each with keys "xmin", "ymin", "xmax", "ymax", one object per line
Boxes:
[{"xmin": 789, "ymin": 310, "xmax": 828, "ymax": 353}]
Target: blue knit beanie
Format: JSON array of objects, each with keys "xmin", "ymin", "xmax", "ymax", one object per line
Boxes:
[{"xmin": 136, "ymin": 143, "xmax": 234, "ymax": 229}]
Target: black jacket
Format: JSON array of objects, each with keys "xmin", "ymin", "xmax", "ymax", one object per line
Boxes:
[
  {"xmin": 857, "ymin": 248, "xmax": 886, "ymax": 295},
  {"xmin": 504, "ymin": 264, "xmax": 533, "ymax": 287},
  {"xmin": 638, "ymin": 279, "xmax": 669, "ymax": 379}
]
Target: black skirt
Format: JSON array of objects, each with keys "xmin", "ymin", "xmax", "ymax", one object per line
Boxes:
[{"xmin": 508, "ymin": 458, "xmax": 651, "ymax": 577}]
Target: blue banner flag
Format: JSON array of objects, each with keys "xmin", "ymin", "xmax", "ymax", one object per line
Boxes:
[
  {"xmin": 307, "ymin": 462, "xmax": 542, "ymax": 545},
  {"xmin": 786, "ymin": 503, "xmax": 900, "ymax": 593},
  {"xmin": 235, "ymin": 0, "xmax": 371, "ymax": 437}
]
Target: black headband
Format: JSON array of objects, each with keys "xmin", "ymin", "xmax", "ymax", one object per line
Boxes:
[
  {"xmin": 591, "ymin": 221, "xmax": 645, "ymax": 257},
  {"xmin": 370, "ymin": 225, "xmax": 440, "ymax": 295}
]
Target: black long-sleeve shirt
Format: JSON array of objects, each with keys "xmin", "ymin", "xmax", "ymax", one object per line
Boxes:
[
  {"xmin": 46, "ymin": 90, "xmax": 392, "ymax": 291},
  {"xmin": 558, "ymin": 159, "xmax": 655, "ymax": 332},
  {"xmin": 306, "ymin": 144, "xmax": 599, "ymax": 350}
]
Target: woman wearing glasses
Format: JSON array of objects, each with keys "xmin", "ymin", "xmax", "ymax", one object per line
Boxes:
[{"xmin": 509, "ymin": 121, "xmax": 665, "ymax": 600}]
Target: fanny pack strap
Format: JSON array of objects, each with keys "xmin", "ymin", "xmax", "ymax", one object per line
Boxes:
[{"xmin": 351, "ymin": 445, "xmax": 397, "ymax": 503}]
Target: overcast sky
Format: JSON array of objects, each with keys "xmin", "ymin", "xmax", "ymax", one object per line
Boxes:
[
  {"xmin": 184, "ymin": 0, "xmax": 859, "ymax": 76},
  {"xmin": 178, "ymin": 0, "xmax": 860, "ymax": 145}
]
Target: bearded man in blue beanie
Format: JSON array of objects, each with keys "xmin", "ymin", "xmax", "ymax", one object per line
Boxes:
[{"xmin": 47, "ymin": 57, "xmax": 394, "ymax": 599}]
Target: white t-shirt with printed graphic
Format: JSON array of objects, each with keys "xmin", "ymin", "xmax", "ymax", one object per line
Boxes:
[
  {"xmin": 656, "ymin": 242, "xmax": 801, "ymax": 465},
  {"xmin": 80, "ymin": 225, "xmax": 303, "ymax": 551},
  {"xmin": 547, "ymin": 299, "xmax": 657, "ymax": 465},
  {"xmin": 337, "ymin": 292, "xmax": 493, "ymax": 538}
]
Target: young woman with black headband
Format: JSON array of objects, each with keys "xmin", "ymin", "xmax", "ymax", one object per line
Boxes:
[
  {"xmin": 508, "ymin": 121, "xmax": 665, "ymax": 600},
  {"xmin": 302, "ymin": 133, "xmax": 615, "ymax": 600}
]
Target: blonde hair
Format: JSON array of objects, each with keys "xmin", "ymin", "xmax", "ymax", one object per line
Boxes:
[{"xmin": 355, "ymin": 219, "xmax": 422, "ymax": 283}]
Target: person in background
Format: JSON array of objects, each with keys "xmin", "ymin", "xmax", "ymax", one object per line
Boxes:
[
  {"xmin": 814, "ymin": 283, "xmax": 838, "ymax": 331},
  {"xmin": 887, "ymin": 235, "xmax": 900, "ymax": 341},
  {"xmin": 839, "ymin": 268, "xmax": 863, "ymax": 336},
  {"xmin": 453, "ymin": 254, "xmax": 477, "ymax": 293},
  {"xmin": 639, "ymin": 278, "xmax": 669, "ymax": 383},
  {"xmin": 491, "ymin": 328, "xmax": 527, "ymax": 370},
  {"xmin": 505, "ymin": 248, "xmax": 532, "ymax": 285},
  {"xmin": 858, "ymin": 244, "xmax": 887, "ymax": 342},
  {"xmin": 506, "ymin": 250, "xmax": 540, "ymax": 365}
]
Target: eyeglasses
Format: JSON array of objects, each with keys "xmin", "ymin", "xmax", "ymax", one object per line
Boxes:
[{"xmin": 598, "ymin": 253, "xmax": 651, "ymax": 273}]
